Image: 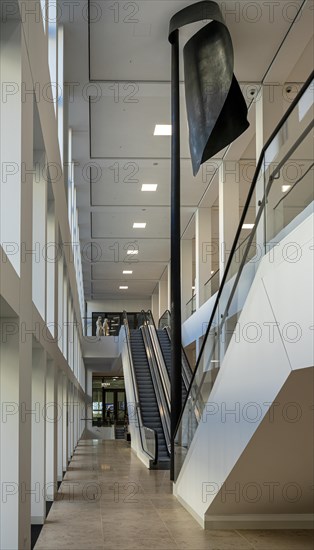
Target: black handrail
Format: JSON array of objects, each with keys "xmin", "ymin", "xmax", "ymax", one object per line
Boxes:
[
  {"xmin": 175, "ymin": 70, "xmax": 314, "ymax": 439},
  {"xmin": 272, "ymin": 161, "xmax": 314, "ymax": 211},
  {"xmin": 204, "ymin": 268, "xmax": 219, "ymax": 288}
]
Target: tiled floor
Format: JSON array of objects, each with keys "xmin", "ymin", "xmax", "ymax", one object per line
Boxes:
[{"xmin": 35, "ymin": 439, "xmax": 314, "ymax": 550}]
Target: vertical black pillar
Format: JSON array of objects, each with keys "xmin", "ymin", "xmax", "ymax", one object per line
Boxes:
[{"xmin": 170, "ymin": 29, "xmax": 182, "ymax": 481}]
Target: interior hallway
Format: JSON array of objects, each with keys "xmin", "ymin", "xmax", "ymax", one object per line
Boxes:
[{"xmin": 34, "ymin": 439, "xmax": 314, "ymax": 550}]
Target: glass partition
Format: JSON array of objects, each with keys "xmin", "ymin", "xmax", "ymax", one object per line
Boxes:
[{"xmin": 174, "ymin": 74, "xmax": 314, "ymax": 481}]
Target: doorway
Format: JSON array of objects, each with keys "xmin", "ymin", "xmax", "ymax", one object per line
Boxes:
[
  {"xmin": 92, "ymin": 376, "xmax": 126, "ymax": 426},
  {"xmin": 103, "ymin": 389, "xmax": 126, "ymax": 426}
]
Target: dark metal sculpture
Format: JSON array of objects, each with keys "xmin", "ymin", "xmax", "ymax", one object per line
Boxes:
[
  {"xmin": 169, "ymin": 1, "xmax": 249, "ymax": 175},
  {"xmin": 168, "ymin": 1, "xmax": 249, "ymax": 480}
]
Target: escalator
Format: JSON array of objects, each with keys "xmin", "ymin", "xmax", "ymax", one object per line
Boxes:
[{"xmin": 129, "ymin": 329, "xmax": 170, "ymax": 466}]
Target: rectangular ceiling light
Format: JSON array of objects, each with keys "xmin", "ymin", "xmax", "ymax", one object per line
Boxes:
[
  {"xmin": 242, "ymin": 223, "xmax": 254, "ymax": 229},
  {"xmin": 141, "ymin": 184, "xmax": 158, "ymax": 192},
  {"xmin": 154, "ymin": 124, "xmax": 172, "ymax": 136},
  {"xmin": 282, "ymin": 184, "xmax": 291, "ymax": 193},
  {"xmin": 119, "ymin": 286, "xmax": 128, "ymax": 290},
  {"xmin": 123, "ymin": 270, "xmax": 133, "ymax": 274},
  {"xmin": 133, "ymin": 222, "xmax": 146, "ymax": 229},
  {"xmin": 127, "ymin": 250, "xmax": 138, "ymax": 255}
]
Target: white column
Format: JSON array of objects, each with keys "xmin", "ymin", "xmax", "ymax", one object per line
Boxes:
[
  {"xmin": 31, "ymin": 348, "xmax": 46, "ymax": 525},
  {"xmin": 158, "ymin": 271, "xmax": 168, "ymax": 319},
  {"xmin": 0, "ymin": 318, "xmax": 20, "ymax": 550},
  {"xmin": 151, "ymin": 289, "xmax": 159, "ymax": 325},
  {"xmin": 62, "ymin": 374, "xmax": 68, "ymax": 473},
  {"xmin": 181, "ymin": 239, "xmax": 193, "ymax": 320},
  {"xmin": 57, "ymin": 370, "xmax": 63, "ymax": 482},
  {"xmin": 32, "ymin": 151, "xmax": 47, "ymax": 320},
  {"xmin": 255, "ymin": 85, "xmax": 284, "ymax": 250},
  {"xmin": 167, "ymin": 261, "xmax": 171, "ymax": 310},
  {"xmin": 218, "ymin": 162, "xmax": 240, "ymax": 280},
  {"xmin": 195, "ymin": 208, "xmax": 212, "ymax": 308},
  {"xmin": 68, "ymin": 380, "xmax": 73, "ymax": 461},
  {"xmin": 18, "ymin": 32, "xmax": 34, "ymax": 550},
  {"xmin": 45, "ymin": 360, "xmax": 58, "ymax": 501},
  {"xmin": 73, "ymin": 386, "xmax": 78, "ymax": 450}
]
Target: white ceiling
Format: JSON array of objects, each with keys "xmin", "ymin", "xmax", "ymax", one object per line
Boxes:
[{"xmin": 63, "ymin": 0, "xmax": 312, "ymax": 302}]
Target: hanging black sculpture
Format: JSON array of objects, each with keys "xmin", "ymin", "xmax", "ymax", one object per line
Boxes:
[
  {"xmin": 169, "ymin": 1, "xmax": 249, "ymax": 175},
  {"xmin": 168, "ymin": 1, "xmax": 249, "ymax": 480}
]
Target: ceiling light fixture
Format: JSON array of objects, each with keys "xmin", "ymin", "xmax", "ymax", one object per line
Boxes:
[
  {"xmin": 282, "ymin": 184, "xmax": 291, "ymax": 193},
  {"xmin": 154, "ymin": 124, "xmax": 172, "ymax": 136},
  {"xmin": 123, "ymin": 270, "xmax": 133, "ymax": 274},
  {"xmin": 133, "ymin": 222, "xmax": 146, "ymax": 229},
  {"xmin": 141, "ymin": 184, "xmax": 158, "ymax": 192},
  {"xmin": 119, "ymin": 286, "xmax": 128, "ymax": 290},
  {"xmin": 242, "ymin": 223, "xmax": 254, "ymax": 229}
]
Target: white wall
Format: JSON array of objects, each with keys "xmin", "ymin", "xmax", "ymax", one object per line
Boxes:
[{"xmin": 174, "ymin": 214, "xmax": 314, "ymax": 528}]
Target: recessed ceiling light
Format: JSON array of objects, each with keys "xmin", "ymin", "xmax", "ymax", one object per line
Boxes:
[
  {"xmin": 141, "ymin": 184, "xmax": 158, "ymax": 192},
  {"xmin": 154, "ymin": 124, "xmax": 172, "ymax": 136},
  {"xmin": 127, "ymin": 250, "xmax": 138, "ymax": 255},
  {"xmin": 242, "ymin": 223, "xmax": 254, "ymax": 229},
  {"xmin": 123, "ymin": 270, "xmax": 133, "ymax": 275},
  {"xmin": 119, "ymin": 286, "xmax": 128, "ymax": 290},
  {"xmin": 133, "ymin": 222, "xmax": 146, "ymax": 229},
  {"xmin": 282, "ymin": 184, "xmax": 291, "ymax": 193}
]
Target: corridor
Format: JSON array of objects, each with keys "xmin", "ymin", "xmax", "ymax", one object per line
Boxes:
[{"xmin": 35, "ymin": 439, "xmax": 314, "ymax": 550}]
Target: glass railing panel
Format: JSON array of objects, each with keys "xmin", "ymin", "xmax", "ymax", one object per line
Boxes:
[
  {"xmin": 204, "ymin": 269, "xmax": 220, "ymax": 301},
  {"xmin": 266, "ymin": 140, "xmax": 314, "ymax": 244},
  {"xmin": 185, "ymin": 294, "xmax": 196, "ymax": 320},
  {"xmin": 174, "ymin": 75, "xmax": 313, "ymax": 481},
  {"xmin": 159, "ymin": 310, "xmax": 171, "ymax": 329},
  {"xmin": 264, "ymin": 80, "xmax": 313, "ymax": 244}
]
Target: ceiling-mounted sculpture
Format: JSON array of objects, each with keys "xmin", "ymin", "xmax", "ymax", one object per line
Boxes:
[{"xmin": 169, "ymin": 1, "xmax": 249, "ymax": 176}]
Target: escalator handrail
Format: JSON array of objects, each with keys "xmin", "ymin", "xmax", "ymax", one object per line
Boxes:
[
  {"xmin": 140, "ymin": 324, "xmax": 171, "ymax": 455},
  {"xmin": 175, "ymin": 70, "xmax": 314, "ymax": 439},
  {"xmin": 158, "ymin": 309, "xmax": 171, "ymax": 329},
  {"xmin": 122, "ymin": 311, "xmax": 158, "ymax": 464},
  {"xmin": 143, "ymin": 310, "xmax": 171, "ymax": 406}
]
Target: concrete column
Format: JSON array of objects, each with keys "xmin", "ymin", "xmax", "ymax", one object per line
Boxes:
[
  {"xmin": 218, "ymin": 162, "xmax": 240, "ymax": 280},
  {"xmin": 31, "ymin": 347, "xmax": 46, "ymax": 525},
  {"xmin": 195, "ymin": 208, "xmax": 212, "ymax": 309},
  {"xmin": 45, "ymin": 360, "xmax": 58, "ymax": 501},
  {"xmin": 181, "ymin": 239, "xmax": 193, "ymax": 320}
]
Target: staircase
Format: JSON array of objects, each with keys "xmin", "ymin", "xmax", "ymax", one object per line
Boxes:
[
  {"xmin": 129, "ymin": 329, "xmax": 169, "ymax": 466},
  {"xmin": 157, "ymin": 328, "xmax": 187, "ymax": 406}
]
